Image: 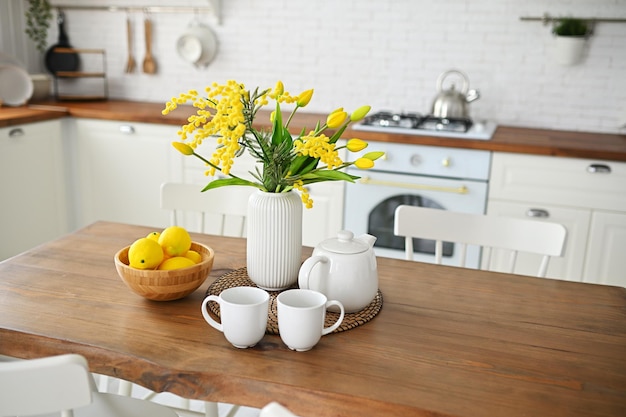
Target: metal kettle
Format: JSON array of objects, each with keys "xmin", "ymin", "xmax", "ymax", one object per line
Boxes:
[{"xmin": 431, "ymin": 70, "xmax": 480, "ymax": 119}]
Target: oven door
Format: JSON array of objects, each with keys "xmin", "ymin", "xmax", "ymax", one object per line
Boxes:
[{"xmin": 343, "ymin": 168, "xmax": 488, "ymax": 266}]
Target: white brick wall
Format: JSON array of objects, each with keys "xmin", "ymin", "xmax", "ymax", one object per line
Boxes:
[{"xmin": 25, "ymin": 0, "xmax": 626, "ymax": 133}]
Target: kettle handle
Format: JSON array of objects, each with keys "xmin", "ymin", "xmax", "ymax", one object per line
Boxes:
[
  {"xmin": 436, "ymin": 70, "xmax": 469, "ymax": 94},
  {"xmin": 297, "ymin": 256, "xmax": 328, "ymax": 289}
]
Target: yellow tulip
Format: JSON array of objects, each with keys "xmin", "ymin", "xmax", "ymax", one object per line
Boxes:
[
  {"xmin": 354, "ymin": 157, "xmax": 375, "ymax": 169},
  {"xmin": 172, "ymin": 141, "xmax": 194, "ymax": 156},
  {"xmin": 363, "ymin": 151, "xmax": 385, "ymax": 161},
  {"xmin": 350, "ymin": 105, "xmax": 371, "ymax": 122},
  {"xmin": 346, "ymin": 138, "xmax": 368, "ymax": 152},
  {"xmin": 296, "ymin": 89, "xmax": 314, "ymax": 107},
  {"xmin": 327, "ymin": 109, "xmax": 348, "ymax": 129},
  {"xmin": 273, "ymin": 81, "xmax": 284, "ymax": 96}
]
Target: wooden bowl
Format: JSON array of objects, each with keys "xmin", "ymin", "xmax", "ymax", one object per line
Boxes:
[{"xmin": 114, "ymin": 242, "xmax": 214, "ymax": 301}]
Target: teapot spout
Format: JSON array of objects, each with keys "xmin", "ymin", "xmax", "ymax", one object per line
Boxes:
[{"xmin": 356, "ymin": 233, "xmax": 377, "ymax": 248}]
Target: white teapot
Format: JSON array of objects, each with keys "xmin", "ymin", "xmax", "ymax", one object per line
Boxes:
[{"xmin": 298, "ymin": 230, "xmax": 378, "ymax": 313}]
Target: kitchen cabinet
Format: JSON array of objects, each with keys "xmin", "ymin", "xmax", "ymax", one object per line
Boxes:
[
  {"xmin": 71, "ymin": 119, "xmax": 182, "ymax": 230},
  {"xmin": 488, "ymin": 152, "xmax": 626, "ymax": 287},
  {"xmin": 0, "ymin": 120, "xmax": 68, "ymax": 261}
]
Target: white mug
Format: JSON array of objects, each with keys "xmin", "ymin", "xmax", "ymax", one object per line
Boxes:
[
  {"xmin": 277, "ymin": 289, "xmax": 345, "ymax": 352},
  {"xmin": 201, "ymin": 286, "xmax": 269, "ymax": 348}
]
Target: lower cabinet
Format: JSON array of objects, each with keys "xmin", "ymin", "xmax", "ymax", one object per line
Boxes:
[
  {"xmin": 72, "ymin": 119, "xmax": 182, "ymax": 230},
  {"xmin": 583, "ymin": 211, "xmax": 626, "ymax": 286},
  {"xmin": 488, "ymin": 152, "xmax": 626, "ymax": 287},
  {"xmin": 0, "ymin": 120, "xmax": 68, "ymax": 261}
]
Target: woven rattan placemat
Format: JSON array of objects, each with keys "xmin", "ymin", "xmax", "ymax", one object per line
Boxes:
[{"xmin": 205, "ymin": 267, "xmax": 383, "ymax": 334}]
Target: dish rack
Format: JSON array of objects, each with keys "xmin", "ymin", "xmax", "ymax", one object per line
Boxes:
[{"xmin": 53, "ymin": 48, "xmax": 108, "ymax": 101}]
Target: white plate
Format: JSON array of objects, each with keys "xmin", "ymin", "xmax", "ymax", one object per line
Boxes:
[{"xmin": 0, "ymin": 65, "xmax": 34, "ymax": 106}]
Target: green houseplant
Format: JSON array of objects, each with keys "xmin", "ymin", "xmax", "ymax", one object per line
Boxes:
[
  {"xmin": 25, "ymin": 0, "xmax": 53, "ymax": 54},
  {"xmin": 553, "ymin": 18, "xmax": 589, "ymax": 37},
  {"xmin": 552, "ymin": 18, "xmax": 589, "ymax": 66}
]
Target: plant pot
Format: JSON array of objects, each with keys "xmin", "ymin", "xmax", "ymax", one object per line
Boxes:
[
  {"xmin": 554, "ymin": 36, "xmax": 586, "ymax": 66},
  {"xmin": 246, "ymin": 190, "xmax": 302, "ymax": 291}
]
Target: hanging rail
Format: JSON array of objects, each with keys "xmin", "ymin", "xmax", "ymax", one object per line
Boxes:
[
  {"xmin": 52, "ymin": 1, "xmax": 221, "ymax": 23},
  {"xmin": 520, "ymin": 13, "xmax": 626, "ymax": 25}
]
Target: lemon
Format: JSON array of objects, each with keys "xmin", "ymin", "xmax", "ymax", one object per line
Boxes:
[
  {"xmin": 184, "ymin": 250, "xmax": 202, "ymax": 264},
  {"xmin": 146, "ymin": 231, "xmax": 160, "ymax": 242},
  {"xmin": 158, "ymin": 256, "xmax": 196, "ymax": 270},
  {"xmin": 128, "ymin": 238, "xmax": 164, "ymax": 270},
  {"xmin": 158, "ymin": 226, "xmax": 192, "ymax": 257}
]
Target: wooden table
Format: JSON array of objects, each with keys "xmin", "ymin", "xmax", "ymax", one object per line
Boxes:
[{"xmin": 1, "ymin": 222, "xmax": 625, "ymax": 417}]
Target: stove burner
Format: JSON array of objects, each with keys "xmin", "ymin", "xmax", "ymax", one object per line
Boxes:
[{"xmin": 361, "ymin": 112, "xmax": 472, "ymax": 133}]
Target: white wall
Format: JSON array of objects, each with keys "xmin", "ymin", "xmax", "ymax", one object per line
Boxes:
[{"xmin": 6, "ymin": 0, "xmax": 626, "ymax": 134}]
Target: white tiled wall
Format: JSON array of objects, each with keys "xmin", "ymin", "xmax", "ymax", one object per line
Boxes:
[{"xmin": 6, "ymin": 0, "xmax": 626, "ymax": 134}]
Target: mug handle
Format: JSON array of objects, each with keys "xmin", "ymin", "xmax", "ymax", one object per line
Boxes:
[
  {"xmin": 322, "ymin": 300, "xmax": 345, "ymax": 335},
  {"xmin": 201, "ymin": 295, "xmax": 223, "ymax": 332},
  {"xmin": 297, "ymin": 255, "xmax": 328, "ymax": 289}
]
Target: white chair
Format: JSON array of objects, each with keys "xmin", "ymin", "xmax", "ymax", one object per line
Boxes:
[
  {"xmin": 393, "ymin": 205, "xmax": 567, "ymax": 277},
  {"xmin": 98, "ymin": 182, "xmax": 255, "ymax": 417},
  {"xmin": 160, "ymin": 182, "xmax": 254, "ymax": 237},
  {"xmin": 0, "ymin": 353, "xmax": 177, "ymax": 417}
]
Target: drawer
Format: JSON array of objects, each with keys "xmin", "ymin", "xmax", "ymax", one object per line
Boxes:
[{"xmin": 489, "ymin": 152, "xmax": 626, "ymax": 211}]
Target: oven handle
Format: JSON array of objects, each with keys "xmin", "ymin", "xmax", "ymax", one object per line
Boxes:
[{"xmin": 358, "ymin": 176, "xmax": 469, "ymax": 194}]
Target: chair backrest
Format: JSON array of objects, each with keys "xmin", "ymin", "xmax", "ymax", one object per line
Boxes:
[
  {"xmin": 393, "ymin": 205, "xmax": 567, "ymax": 277},
  {"xmin": 0, "ymin": 354, "xmax": 94, "ymax": 416},
  {"xmin": 160, "ymin": 182, "xmax": 254, "ymax": 237}
]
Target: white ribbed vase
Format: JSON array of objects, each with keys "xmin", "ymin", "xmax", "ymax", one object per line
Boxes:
[{"xmin": 246, "ymin": 190, "xmax": 303, "ymax": 291}]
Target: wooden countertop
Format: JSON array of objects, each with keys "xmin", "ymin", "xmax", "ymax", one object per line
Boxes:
[
  {"xmin": 2, "ymin": 100, "xmax": 625, "ymax": 161},
  {"xmin": 1, "ymin": 221, "xmax": 625, "ymax": 417}
]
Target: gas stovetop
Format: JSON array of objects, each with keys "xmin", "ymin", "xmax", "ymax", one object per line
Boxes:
[{"xmin": 352, "ymin": 111, "xmax": 497, "ymax": 140}]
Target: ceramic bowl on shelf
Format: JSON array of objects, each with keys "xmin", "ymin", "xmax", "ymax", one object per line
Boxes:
[{"xmin": 114, "ymin": 241, "xmax": 214, "ymax": 301}]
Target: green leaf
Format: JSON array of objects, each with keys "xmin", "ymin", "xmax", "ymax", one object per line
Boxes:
[
  {"xmin": 201, "ymin": 178, "xmax": 258, "ymax": 191},
  {"xmin": 271, "ymin": 101, "xmax": 283, "ymax": 147},
  {"xmin": 290, "ymin": 154, "xmax": 318, "ymax": 176}
]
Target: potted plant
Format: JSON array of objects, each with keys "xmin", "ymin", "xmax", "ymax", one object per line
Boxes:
[
  {"xmin": 552, "ymin": 17, "xmax": 589, "ymax": 66},
  {"xmin": 25, "ymin": 0, "xmax": 53, "ymax": 54}
]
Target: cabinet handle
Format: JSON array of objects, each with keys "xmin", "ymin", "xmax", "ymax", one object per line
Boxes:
[
  {"xmin": 119, "ymin": 125, "xmax": 135, "ymax": 134},
  {"xmin": 587, "ymin": 164, "xmax": 611, "ymax": 174},
  {"xmin": 8, "ymin": 128, "xmax": 25, "ymax": 138},
  {"xmin": 527, "ymin": 208, "xmax": 550, "ymax": 218}
]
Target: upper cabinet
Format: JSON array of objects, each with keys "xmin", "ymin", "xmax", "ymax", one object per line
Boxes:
[{"xmin": 488, "ymin": 152, "xmax": 626, "ymax": 287}]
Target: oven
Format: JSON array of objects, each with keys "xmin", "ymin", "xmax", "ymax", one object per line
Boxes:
[{"xmin": 343, "ymin": 141, "xmax": 492, "ymax": 267}]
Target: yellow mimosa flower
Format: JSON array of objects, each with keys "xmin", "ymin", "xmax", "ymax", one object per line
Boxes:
[
  {"xmin": 296, "ymin": 89, "xmax": 314, "ymax": 107},
  {"xmin": 346, "ymin": 138, "xmax": 368, "ymax": 152},
  {"xmin": 350, "ymin": 105, "xmax": 371, "ymax": 122}
]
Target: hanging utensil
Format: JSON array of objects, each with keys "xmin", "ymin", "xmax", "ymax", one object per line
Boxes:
[
  {"xmin": 44, "ymin": 10, "xmax": 79, "ymax": 76},
  {"xmin": 142, "ymin": 15, "xmax": 157, "ymax": 74},
  {"xmin": 125, "ymin": 15, "xmax": 136, "ymax": 73}
]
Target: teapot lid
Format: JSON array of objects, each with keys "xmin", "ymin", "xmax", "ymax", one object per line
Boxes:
[{"xmin": 319, "ymin": 230, "xmax": 370, "ymax": 254}]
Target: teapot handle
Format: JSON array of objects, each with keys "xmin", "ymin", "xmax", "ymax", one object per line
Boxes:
[
  {"xmin": 436, "ymin": 69, "xmax": 469, "ymax": 94},
  {"xmin": 297, "ymin": 256, "xmax": 328, "ymax": 289}
]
